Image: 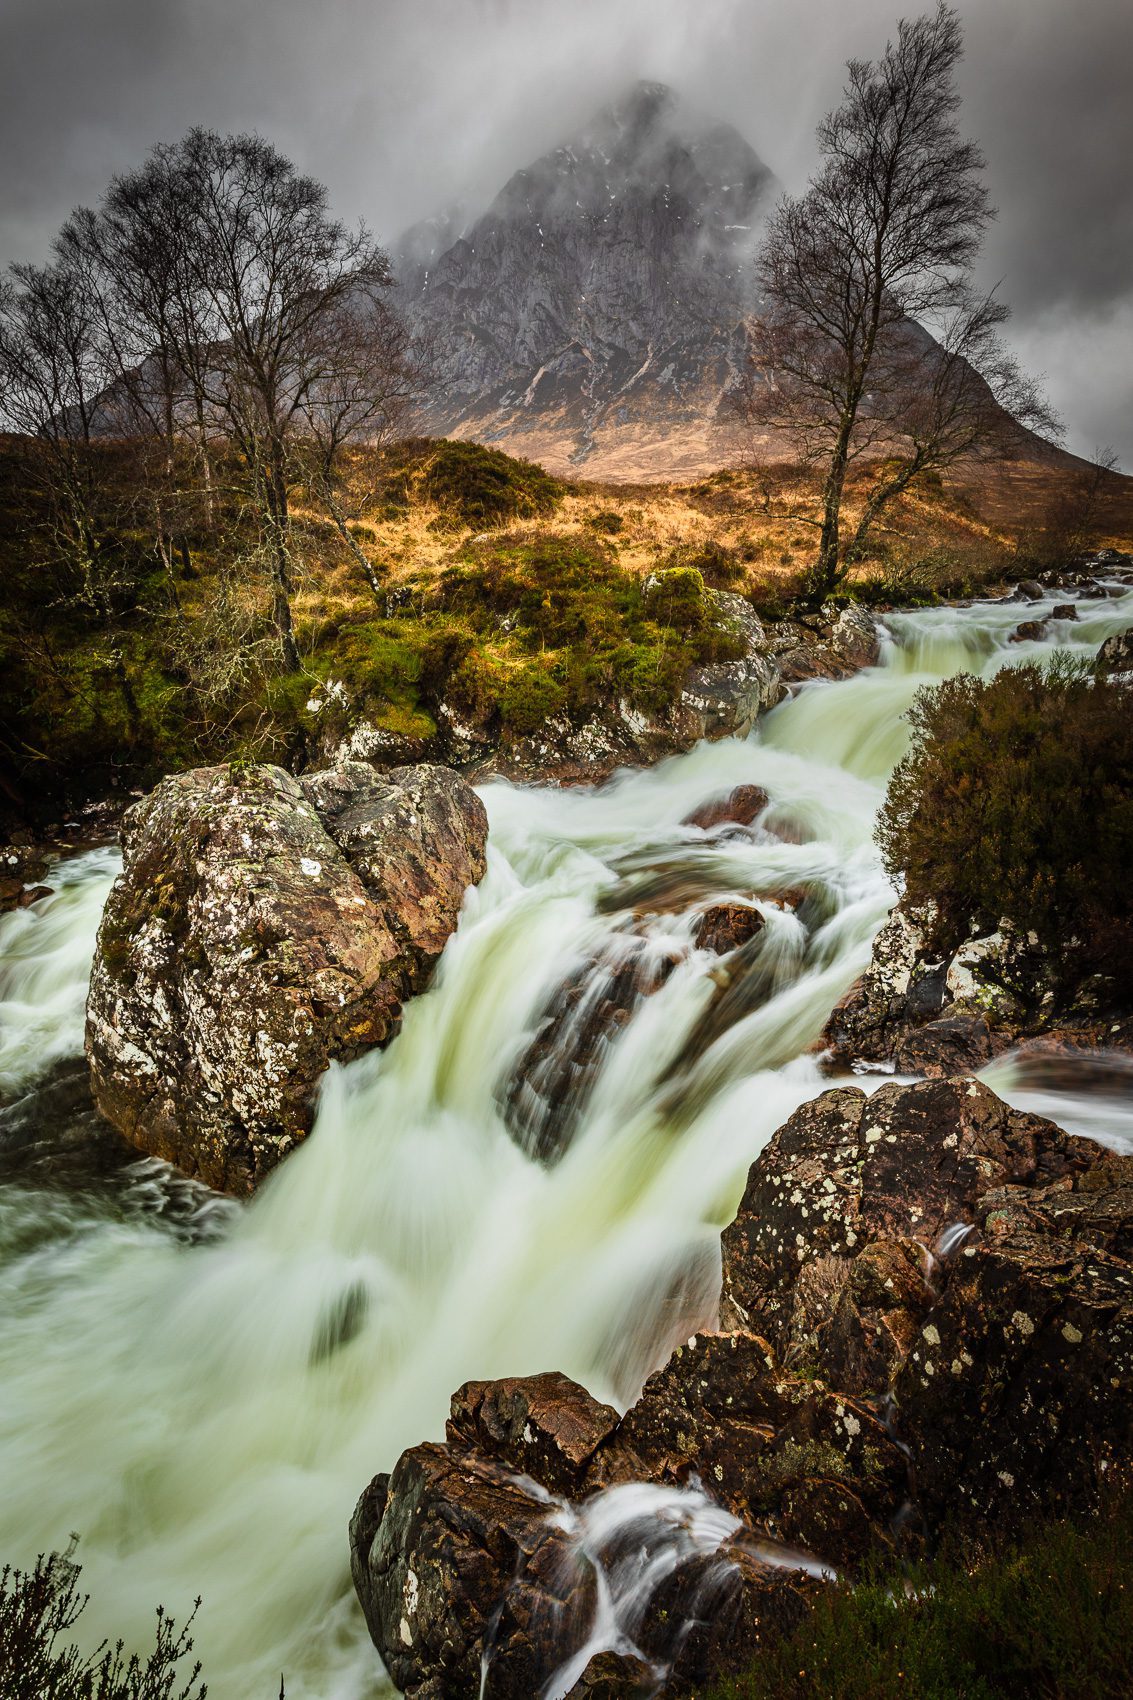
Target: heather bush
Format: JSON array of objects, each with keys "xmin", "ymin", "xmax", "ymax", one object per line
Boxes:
[
  {"xmin": 0, "ymin": 1541, "xmax": 206, "ymax": 1700},
  {"xmin": 712, "ymin": 1488, "xmax": 1133, "ymax": 1700},
  {"xmin": 877, "ymin": 658, "xmax": 1133, "ymax": 997},
  {"xmin": 419, "ymin": 441, "xmax": 561, "ymax": 528}
]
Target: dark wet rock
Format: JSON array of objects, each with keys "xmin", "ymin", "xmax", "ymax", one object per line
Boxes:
[
  {"xmin": 86, "ymin": 761, "xmax": 487, "ymax": 1194},
  {"xmin": 447, "ymin": 1373, "xmax": 620, "ymax": 1497},
  {"xmin": 17, "ymin": 884, "xmax": 54, "ymax": 907},
  {"xmin": 718, "ymin": 1078, "xmax": 1090, "ymax": 1387},
  {"xmin": 897, "ymin": 1232, "xmax": 1133, "ymax": 1538},
  {"xmin": 351, "ymin": 1371, "xmax": 825, "ymax": 1700},
  {"xmin": 892, "ymin": 1013, "xmax": 993, "ymax": 1077},
  {"xmin": 1097, "ymin": 626, "xmax": 1133, "ymax": 678},
  {"xmin": 563, "ymin": 1652, "xmax": 655, "ymax": 1698},
  {"xmin": 1050, "ymin": 603, "xmax": 1078, "ymax": 621},
  {"xmin": 682, "ymin": 784, "xmax": 769, "ymax": 832},
  {"xmin": 1015, "ymin": 579, "xmax": 1045, "ymax": 600},
  {"xmin": 503, "ymin": 935, "xmax": 681, "ymax": 1163},
  {"xmin": 694, "ymin": 902, "xmax": 765, "ymax": 955},
  {"xmin": 641, "ymin": 1543, "xmax": 818, "ymax": 1694},
  {"xmin": 351, "ymin": 1441, "xmax": 590, "ymax": 1700},
  {"xmin": 1009, "ymin": 619, "xmax": 1045, "ymax": 643},
  {"xmin": 595, "ymin": 1331, "xmax": 908, "ymax": 1566}
]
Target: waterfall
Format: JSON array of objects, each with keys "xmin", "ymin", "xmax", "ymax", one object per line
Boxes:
[{"xmin": 0, "ymin": 579, "xmax": 1131, "ymax": 1697}]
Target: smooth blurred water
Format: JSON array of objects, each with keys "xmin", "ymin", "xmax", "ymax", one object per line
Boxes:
[{"xmin": 0, "ymin": 580, "xmax": 1130, "ymax": 1697}]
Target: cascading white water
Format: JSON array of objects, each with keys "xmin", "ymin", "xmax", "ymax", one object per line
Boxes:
[{"xmin": 0, "ymin": 580, "xmax": 1131, "ymax": 1697}]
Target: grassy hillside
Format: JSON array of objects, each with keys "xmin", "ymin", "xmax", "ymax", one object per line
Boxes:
[{"xmin": 1, "ymin": 434, "xmax": 1129, "ymax": 824}]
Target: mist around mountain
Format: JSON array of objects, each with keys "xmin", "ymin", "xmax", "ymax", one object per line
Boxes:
[{"xmin": 396, "ymin": 83, "xmax": 778, "ymax": 478}]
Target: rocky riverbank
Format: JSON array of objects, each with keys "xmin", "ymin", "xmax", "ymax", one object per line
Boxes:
[{"xmin": 350, "ymin": 1075, "xmax": 1133, "ymax": 1697}]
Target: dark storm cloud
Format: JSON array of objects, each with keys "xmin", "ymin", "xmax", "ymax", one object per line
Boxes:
[{"xmin": 1, "ymin": 0, "xmax": 1130, "ymax": 459}]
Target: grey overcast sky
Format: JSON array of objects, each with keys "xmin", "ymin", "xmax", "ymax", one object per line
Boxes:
[{"xmin": 1, "ymin": 0, "xmax": 1130, "ymax": 462}]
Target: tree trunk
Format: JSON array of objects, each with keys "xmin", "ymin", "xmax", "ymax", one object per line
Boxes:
[
  {"xmin": 265, "ymin": 455, "xmax": 300, "ymax": 670},
  {"xmin": 323, "ymin": 482, "xmax": 383, "ymax": 599},
  {"xmin": 812, "ymin": 420, "xmax": 854, "ymax": 602}
]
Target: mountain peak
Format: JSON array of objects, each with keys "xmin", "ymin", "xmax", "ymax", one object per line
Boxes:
[{"xmin": 396, "ymin": 88, "xmax": 778, "ymax": 478}]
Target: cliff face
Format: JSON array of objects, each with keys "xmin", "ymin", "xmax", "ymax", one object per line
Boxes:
[{"xmin": 396, "ymin": 83, "xmax": 777, "ymax": 479}]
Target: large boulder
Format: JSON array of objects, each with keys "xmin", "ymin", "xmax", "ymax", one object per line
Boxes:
[
  {"xmin": 86, "ymin": 761, "xmax": 487, "ymax": 1193},
  {"xmin": 351, "ymin": 1375, "xmax": 820, "ymax": 1700},
  {"xmin": 719, "ymin": 1078, "xmax": 1091, "ymax": 1390}
]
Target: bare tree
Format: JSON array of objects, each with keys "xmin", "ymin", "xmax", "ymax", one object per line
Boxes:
[
  {"xmin": 743, "ymin": 3, "xmax": 1058, "ymax": 602},
  {"xmin": 295, "ymin": 279, "xmax": 420, "ymax": 598},
  {"xmin": 1032, "ymin": 445, "xmax": 1123, "ymax": 567},
  {"xmin": 0, "ymin": 256, "xmax": 141, "ymax": 727},
  {"xmin": 151, "ymin": 129, "xmax": 402, "ymax": 667}
]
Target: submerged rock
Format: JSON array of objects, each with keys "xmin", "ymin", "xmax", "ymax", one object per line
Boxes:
[
  {"xmin": 681, "ymin": 784, "xmax": 769, "ymax": 832},
  {"xmin": 502, "ymin": 935, "xmax": 681, "ymax": 1164},
  {"xmin": 86, "ymin": 761, "xmax": 487, "ymax": 1193}
]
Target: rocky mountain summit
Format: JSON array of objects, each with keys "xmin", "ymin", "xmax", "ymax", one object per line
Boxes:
[{"xmin": 397, "ymin": 83, "xmax": 776, "ymax": 478}]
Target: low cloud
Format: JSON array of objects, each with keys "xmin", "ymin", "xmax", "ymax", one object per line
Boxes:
[{"xmin": 2, "ymin": 0, "xmax": 1130, "ymax": 461}]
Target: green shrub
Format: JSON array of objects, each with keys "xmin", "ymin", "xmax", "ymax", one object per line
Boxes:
[
  {"xmin": 0, "ymin": 1540, "xmax": 206, "ymax": 1699},
  {"xmin": 587, "ymin": 509, "xmax": 625, "ymax": 535},
  {"xmin": 419, "ymin": 441, "xmax": 561, "ymax": 529},
  {"xmin": 877, "ymin": 659, "xmax": 1133, "ymax": 998},
  {"xmin": 711, "ymin": 1489, "xmax": 1133, "ymax": 1700}
]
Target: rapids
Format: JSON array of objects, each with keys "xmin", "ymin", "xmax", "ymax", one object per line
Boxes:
[{"xmin": 1, "ymin": 580, "xmax": 1131, "ymax": 1697}]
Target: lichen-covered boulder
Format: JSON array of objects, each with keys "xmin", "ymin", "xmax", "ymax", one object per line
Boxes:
[
  {"xmin": 822, "ymin": 897, "xmax": 1061, "ymax": 1072},
  {"xmin": 673, "ymin": 592, "xmax": 783, "ymax": 740},
  {"xmin": 1097, "ymin": 625, "xmax": 1133, "ymax": 680},
  {"xmin": 719, "ymin": 1078, "xmax": 1090, "ymax": 1389},
  {"xmin": 86, "ymin": 761, "xmax": 487, "ymax": 1193}
]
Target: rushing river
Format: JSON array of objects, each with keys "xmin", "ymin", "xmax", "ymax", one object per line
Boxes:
[{"xmin": 0, "ymin": 582, "xmax": 1131, "ymax": 1697}]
